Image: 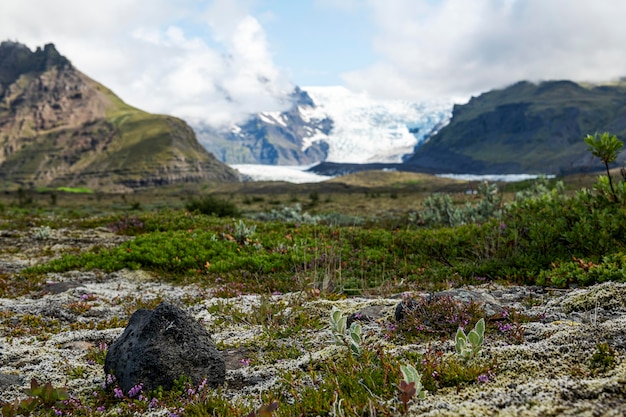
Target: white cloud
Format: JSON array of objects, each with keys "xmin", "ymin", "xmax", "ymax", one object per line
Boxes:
[
  {"xmin": 344, "ymin": 0, "xmax": 626, "ymax": 100},
  {"xmin": 0, "ymin": 0, "xmax": 293, "ymax": 127}
]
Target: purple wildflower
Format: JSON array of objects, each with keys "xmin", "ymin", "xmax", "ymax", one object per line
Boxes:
[
  {"xmin": 498, "ymin": 323, "xmax": 513, "ymax": 333},
  {"xmin": 240, "ymin": 358, "xmax": 251, "ymax": 366},
  {"xmin": 477, "ymin": 373, "xmax": 490, "ymax": 383},
  {"xmin": 113, "ymin": 387, "xmax": 124, "ymax": 399},
  {"xmin": 103, "ymin": 373, "xmax": 116, "ymax": 389},
  {"xmin": 148, "ymin": 398, "xmax": 160, "ymax": 409},
  {"xmin": 128, "ymin": 383, "xmax": 143, "ymax": 398},
  {"xmin": 197, "ymin": 378, "xmax": 207, "ymax": 392}
]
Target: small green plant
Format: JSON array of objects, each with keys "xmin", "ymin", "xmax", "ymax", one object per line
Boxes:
[
  {"xmin": 584, "ymin": 132, "xmax": 624, "ymax": 201},
  {"xmin": 420, "ymin": 182, "xmax": 502, "ymax": 227},
  {"xmin": 455, "ymin": 318, "xmax": 485, "ymax": 360},
  {"xmin": 1, "ymin": 379, "xmax": 68, "ymax": 417},
  {"xmin": 588, "ymin": 342, "xmax": 617, "ymax": 374},
  {"xmin": 348, "ymin": 321, "xmax": 363, "ymax": 357},
  {"xmin": 233, "ymin": 219, "xmax": 257, "ymax": 245},
  {"xmin": 33, "ymin": 225, "xmax": 51, "ymax": 240},
  {"xmin": 329, "ymin": 308, "xmax": 363, "ymax": 356},
  {"xmin": 398, "ymin": 364, "xmax": 426, "ymax": 414},
  {"xmin": 330, "ymin": 307, "xmax": 347, "ymax": 344}
]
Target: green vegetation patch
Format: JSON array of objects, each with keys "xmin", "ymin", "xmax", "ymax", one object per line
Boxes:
[{"xmin": 56, "ymin": 187, "xmax": 94, "ymax": 194}]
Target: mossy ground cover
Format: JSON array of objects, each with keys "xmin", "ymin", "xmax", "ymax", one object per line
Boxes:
[{"xmin": 1, "ymin": 170, "xmax": 626, "ymax": 416}]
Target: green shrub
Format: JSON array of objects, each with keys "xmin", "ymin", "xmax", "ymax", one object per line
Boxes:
[
  {"xmin": 420, "ymin": 182, "xmax": 502, "ymax": 227},
  {"xmin": 251, "ymin": 204, "xmax": 320, "ymax": 224},
  {"xmin": 185, "ymin": 195, "xmax": 240, "ymax": 217}
]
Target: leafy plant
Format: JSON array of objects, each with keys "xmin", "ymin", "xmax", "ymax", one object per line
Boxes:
[
  {"xmin": 32, "ymin": 225, "xmax": 51, "ymax": 240},
  {"xmin": 329, "ymin": 308, "xmax": 363, "ymax": 356},
  {"xmin": 1, "ymin": 379, "xmax": 68, "ymax": 417},
  {"xmin": 416, "ymin": 345, "xmax": 495, "ymax": 393},
  {"xmin": 420, "ymin": 182, "xmax": 502, "ymax": 227},
  {"xmin": 398, "ymin": 364, "xmax": 426, "ymax": 414},
  {"xmin": 232, "ymin": 219, "xmax": 257, "ymax": 245},
  {"xmin": 455, "ymin": 318, "xmax": 485, "ymax": 360},
  {"xmin": 588, "ymin": 342, "xmax": 617, "ymax": 374}
]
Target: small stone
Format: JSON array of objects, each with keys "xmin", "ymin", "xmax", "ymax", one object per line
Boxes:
[
  {"xmin": 346, "ymin": 305, "xmax": 387, "ymax": 328},
  {"xmin": 0, "ymin": 373, "xmax": 22, "ymax": 390},
  {"xmin": 104, "ymin": 302, "xmax": 225, "ymax": 393}
]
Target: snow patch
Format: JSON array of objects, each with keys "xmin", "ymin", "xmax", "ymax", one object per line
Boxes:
[{"xmin": 436, "ymin": 173, "xmax": 555, "ymax": 183}]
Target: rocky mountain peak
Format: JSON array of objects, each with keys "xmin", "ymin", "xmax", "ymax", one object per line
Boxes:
[{"xmin": 0, "ymin": 41, "xmax": 70, "ymax": 93}]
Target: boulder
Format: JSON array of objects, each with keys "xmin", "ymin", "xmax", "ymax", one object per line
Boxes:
[{"xmin": 104, "ymin": 302, "xmax": 225, "ymax": 393}]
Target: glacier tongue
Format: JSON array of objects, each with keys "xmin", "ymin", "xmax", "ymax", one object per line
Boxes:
[{"xmin": 301, "ymin": 86, "xmax": 453, "ymax": 163}]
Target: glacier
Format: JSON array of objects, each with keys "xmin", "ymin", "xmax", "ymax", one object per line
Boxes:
[
  {"xmin": 232, "ymin": 164, "xmax": 333, "ymax": 183},
  {"xmin": 300, "ymin": 86, "xmax": 454, "ymax": 163}
]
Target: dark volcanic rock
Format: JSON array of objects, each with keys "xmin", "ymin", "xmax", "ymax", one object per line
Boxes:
[{"xmin": 104, "ymin": 302, "xmax": 225, "ymax": 393}]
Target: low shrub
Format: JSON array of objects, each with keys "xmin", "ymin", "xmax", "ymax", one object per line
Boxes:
[{"xmin": 185, "ymin": 195, "xmax": 240, "ymax": 218}]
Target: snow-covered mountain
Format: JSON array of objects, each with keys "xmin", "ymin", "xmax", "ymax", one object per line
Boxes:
[
  {"xmin": 194, "ymin": 86, "xmax": 454, "ymax": 166},
  {"xmin": 301, "ymin": 86, "xmax": 453, "ymax": 163}
]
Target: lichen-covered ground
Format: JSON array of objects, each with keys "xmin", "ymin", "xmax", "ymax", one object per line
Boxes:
[{"xmin": 1, "ymin": 226, "xmax": 625, "ymax": 416}]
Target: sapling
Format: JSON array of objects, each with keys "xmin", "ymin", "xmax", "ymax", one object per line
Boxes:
[
  {"xmin": 455, "ymin": 318, "xmax": 485, "ymax": 360},
  {"xmin": 584, "ymin": 132, "xmax": 624, "ymax": 201}
]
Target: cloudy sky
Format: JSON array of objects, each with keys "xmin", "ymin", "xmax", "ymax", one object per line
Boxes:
[{"xmin": 2, "ymin": 0, "xmax": 626, "ymax": 127}]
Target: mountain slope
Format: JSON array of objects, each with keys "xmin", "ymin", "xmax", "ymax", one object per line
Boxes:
[
  {"xmin": 404, "ymin": 80, "xmax": 626, "ymax": 175},
  {"xmin": 195, "ymin": 87, "xmax": 332, "ymax": 165},
  {"xmin": 0, "ymin": 41, "xmax": 239, "ymax": 191},
  {"xmin": 195, "ymin": 86, "xmax": 452, "ymax": 166}
]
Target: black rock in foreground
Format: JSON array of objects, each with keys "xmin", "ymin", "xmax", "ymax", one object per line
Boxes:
[{"xmin": 104, "ymin": 302, "xmax": 225, "ymax": 393}]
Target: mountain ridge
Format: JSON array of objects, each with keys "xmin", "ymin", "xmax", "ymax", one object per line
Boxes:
[
  {"xmin": 195, "ymin": 87, "xmax": 332, "ymax": 165},
  {"xmin": 0, "ymin": 41, "xmax": 240, "ymax": 192},
  {"xmin": 403, "ymin": 79, "xmax": 626, "ymax": 175}
]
